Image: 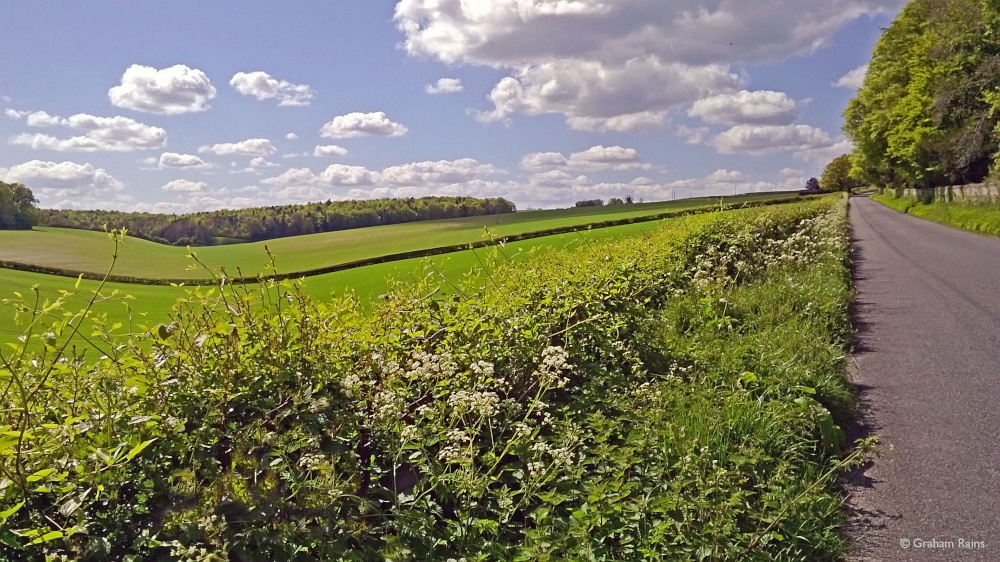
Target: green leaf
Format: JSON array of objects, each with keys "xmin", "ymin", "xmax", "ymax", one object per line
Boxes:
[
  {"xmin": 29, "ymin": 530, "xmax": 63, "ymax": 545},
  {"xmin": 26, "ymin": 468, "xmax": 55, "ymax": 482},
  {"xmin": 0, "ymin": 501, "xmax": 24, "ymax": 520},
  {"xmin": 125, "ymin": 439, "xmax": 157, "ymax": 463}
]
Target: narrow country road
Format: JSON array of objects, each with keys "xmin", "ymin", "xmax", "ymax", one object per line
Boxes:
[{"xmin": 846, "ymin": 196, "xmax": 1000, "ymax": 560}]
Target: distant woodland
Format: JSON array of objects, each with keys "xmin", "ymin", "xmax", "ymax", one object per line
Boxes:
[
  {"xmin": 844, "ymin": 0, "xmax": 1000, "ymax": 188},
  {"xmin": 38, "ymin": 196, "xmax": 516, "ymax": 246}
]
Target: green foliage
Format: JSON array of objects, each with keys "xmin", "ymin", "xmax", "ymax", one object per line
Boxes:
[
  {"xmin": 820, "ymin": 155, "xmax": 865, "ymax": 192},
  {"xmin": 0, "ymin": 198, "xmax": 867, "ymax": 560},
  {"xmin": 844, "ymin": 0, "xmax": 1000, "ymax": 188},
  {"xmin": 0, "ymin": 182, "xmax": 38, "ymax": 231}
]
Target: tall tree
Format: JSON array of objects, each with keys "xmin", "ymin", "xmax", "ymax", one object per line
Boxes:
[
  {"xmin": 0, "ymin": 181, "xmax": 39, "ymax": 230},
  {"xmin": 844, "ymin": 0, "xmax": 1000, "ymax": 188},
  {"xmin": 820, "ymin": 154, "xmax": 866, "ymax": 192}
]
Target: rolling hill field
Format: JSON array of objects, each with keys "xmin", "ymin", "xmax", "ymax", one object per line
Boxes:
[
  {"xmin": 0, "ymin": 209, "xmax": 700, "ymax": 345},
  {"xmin": 0, "ymin": 192, "xmax": 796, "ymax": 281}
]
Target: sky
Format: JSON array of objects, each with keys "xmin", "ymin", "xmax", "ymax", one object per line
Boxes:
[{"xmin": 0, "ymin": 1, "xmax": 905, "ymax": 212}]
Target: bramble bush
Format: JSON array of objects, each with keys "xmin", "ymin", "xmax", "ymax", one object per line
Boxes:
[{"xmin": 0, "ymin": 197, "xmax": 869, "ymax": 560}]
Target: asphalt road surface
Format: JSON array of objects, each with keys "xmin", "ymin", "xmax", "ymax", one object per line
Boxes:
[{"xmin": 846, "ymin": 196, "xmax": 1000, "ymax": 561}]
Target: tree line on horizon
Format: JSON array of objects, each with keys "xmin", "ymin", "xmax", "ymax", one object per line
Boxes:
[
  {"xmin": 37, "ymin": 196, "xmax": 516, "ymax": 246},
  {"xmin": 844, "ymin": 0, "xmax": 1000, "ymax": 189}
]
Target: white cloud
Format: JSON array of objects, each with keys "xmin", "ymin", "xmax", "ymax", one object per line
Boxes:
[
  {"xmin": 675, "ymin": 125, "xmax": 709, "ymax": 145},
  {"xmin": 320, "ymin": 111, "xmax": 408, "ymax": 138},
  {"xmin": 198, "ymin": 138, "xmax": 276, "ymax": 157},
  {"xmin": 705, "ymin": 169, "xmax": 744, "ymax": 183},
  {"xmin": 157, "ymin": 152, "xmax": 211, "ymax": 169},
  {"xmin": 286, "ymin": 133, "xmax": 299, "ymax": 141},
  {"xmin": 248, "ymin": 157, "xmax": 280, "ymax": 169},
  {"xmin": 396, "ymin": 0, "xmax": 896, "ymax": 130},
  {"xmin": 109, "ymin": 64, "xmax": 216, "ymax": 115},
  {"xmin": 0, "ymin": 160, "xmax": 124, "ymax": 204},
  {"xmin": 314, "ymin": 144, "xmax": 349, "ymax": 157},
  {"xmin": 520, "ymin": 145, "xmax": 649, "ymax": 172},
  {"xmin": 263, "ymin": 165, "xmax": 375, "ymax": 189},
  {"xmin": 793, "ymin": 138, "xmax": 854, "ymax": 164},
  {"xmin": 260, "ymin": 159, "xmax": 504, "ymax": 200},
  {"xmin": 426, "ymin": 78, "xmax": 464, "ymax": 94},
  {"xmin": 25, "ymin": 111, "xmax": 61, "ymax": 127},
  {"xmin": 162, "ymin": 179, "xmax": 208, "ymax": 192},
  {"xmin": 474, "ymin": 58, "xmax": 733, "ymax": 131},
  {"xmin": 4, "ymin": 109, "xmax": 29, "ymax": 119},
  {"xmin": 688, "ymin": 90, "xmax": 798, "ymax": 125},
  {"xmin": 711, "ymin": 124, "xmax": 834, "ymax": 155},
  {"xmin": 378, "ymin": 159, "xmax": 504, "ymax": 186},
  {"xmin": 9, "ymin": 113, "xmax": 167, "ymax": 152},
  {"xmin": 230, "ymin": 71, "xmax": 316, "ymax": 107},
  {"xmin": 833, "ymin": 64, "xmax": 868, "ymax": 89}
]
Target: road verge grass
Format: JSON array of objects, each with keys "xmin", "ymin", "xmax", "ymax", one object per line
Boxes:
[
  {"xmin": 0, "ymin": 197, "xmax": 866, "ymax": 560},
  {"xmin": 872, "ymin": 192, "xmax": 1000, "ymax": 237}
]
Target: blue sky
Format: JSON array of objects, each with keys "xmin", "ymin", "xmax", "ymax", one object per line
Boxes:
[{"xmin": 0, "ymin": 1, "xmax": 904, "ymax": 211}]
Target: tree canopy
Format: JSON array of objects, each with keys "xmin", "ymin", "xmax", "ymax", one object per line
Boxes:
[
  {"xmin": 844, "ymin": 0, "xmax": 1000, "ymax": 188},
  {"xmin": 820, "ymin": 155, "xmax": 865, "ymax": 192},
  {"xmin": 0, "ymin": 181, "xmax": 39, "ymax": 230}
]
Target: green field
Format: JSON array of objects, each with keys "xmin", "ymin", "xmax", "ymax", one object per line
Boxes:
[
  {"xmin": 0, "ymin": 213, "xmax": 685, "ymax": 345},
  {"xmin": 0, "ymin": 192, "xmax": 796, "ymax": 280}
]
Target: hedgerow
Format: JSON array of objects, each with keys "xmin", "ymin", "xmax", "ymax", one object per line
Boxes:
[{"xmin": 0, "ymin": 196, "xmax": 867, "ymax": 560}]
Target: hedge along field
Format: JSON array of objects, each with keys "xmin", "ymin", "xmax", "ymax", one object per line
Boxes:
[
  {"xmin": 0, "ymin": 192, "xmax": 797, "ymax": 281},
  {"xmin": 0, "ymin": 195, "xmax": 870, "ymax": 560},
  {"xmin": 0, "ymin": 212, "xmax": 698, "ymax": 346}
]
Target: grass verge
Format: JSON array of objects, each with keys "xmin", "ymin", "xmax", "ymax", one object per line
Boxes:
[{"xmin": 872, "ymin": 192, "xmax": 1000, "ymax": 237}]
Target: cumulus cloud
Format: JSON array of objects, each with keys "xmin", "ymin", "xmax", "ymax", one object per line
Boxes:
[
  {"xmin": 688, "ymin": 90, "xmax": 798, "ymax": 125},
  {"xmin": 833, "ymin": 64, "xmax": 868, "ymax": 89},
  {"xmin": 474, "ymin": 58, "xmax": 732, "ymax": 131},
  {"xmin": 239, "ymin": 157, "xmax": 281, "ymax": 173},
  {"xmin": 675, "ymin": 125, "xmax": 710, "ymax": 145},
  {"xmin": 286, "ymin": 133, "xmax": 298, "ymax": 140},
  {"xmin": 314, "ymin": 144, "xmax": 349, "ymax": 157},
  {"xmin": 156, "ymin": 152, "xmax": 211, "ymax": 169},
  {"xmin": 260, "ymin": 158, "xmax": 504, "ymax": 201},
  {"xmin": 395, "ymin": 1, "xmax": 896, "ymax": 130},
  {"xmin": 520, "ymin": 145, "xmax": 649, "ymax": 172},
  {"xmin": 0, "ymin": 160, "xmax": 124, "ymax": 204},
  {"xmin": 230, "ymin": 71, "xmax": 316, "ymax": 107},
  {"xmin": 320, "ymin": 112, "xmax": 408, "ymax": 138},
  {"xmin": 162, "ymin": 179, "xmax": 208, "ymax": 192},
  {"xmin": 4, "ymin": 109, "xmax": 29, "ymax": 119},
  {"xmin": 198, "ymin": 138, "xmax": 276, "ymax": 156},
  {"xmin": 25, "ymin": 111, "xmax": 62, "ymax": 127},
  {"xmin": 109, "ymin": 64, "xmax": 216, "ymax": 115},
  {"xmin": 263, "ymin": 165, "xmax": 375, "ymax": 189},
  {"xmin": 378, "ymin": 159, "xmax": 505, "ymax": 185},
  {"xmin": 711, "ymin": 124, "xmax": 834, "ymax": 155},
  {"xmin": 426, "ymin": 78, "xmax": 464, "ymax": 94},
  {"xmin": 9, "ymin": 113, "xmax": 167, "ymax": 152}
]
